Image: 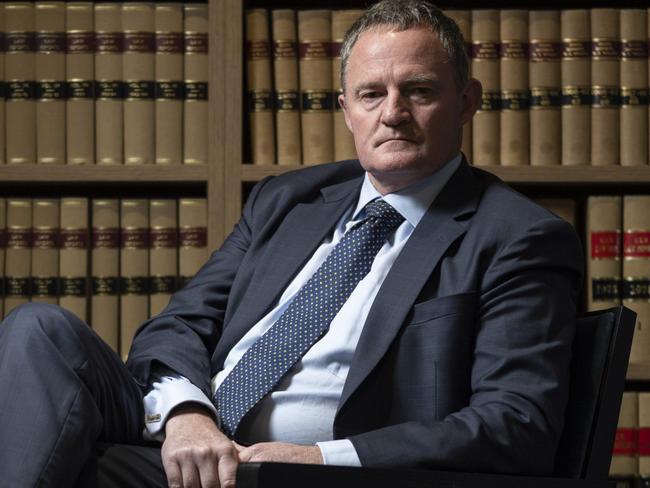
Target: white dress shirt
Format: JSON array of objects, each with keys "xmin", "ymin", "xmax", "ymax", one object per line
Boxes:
[{"xmin": 143, "ymin": 154, "xmax": 462, "ymax": 466}]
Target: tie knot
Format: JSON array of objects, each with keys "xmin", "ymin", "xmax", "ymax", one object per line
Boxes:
[{"xmin": 364, "ymin": 199, "xmax": 404, "ymax": 228}]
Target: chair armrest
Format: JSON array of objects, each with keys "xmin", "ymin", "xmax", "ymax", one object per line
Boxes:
[{"xmin": 236, "ymin": 462, "xmax": 613, "ymax": 488}]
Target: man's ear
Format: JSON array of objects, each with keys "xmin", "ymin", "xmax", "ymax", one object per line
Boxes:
[
  {"xmin": 460, "ymin": 78, "xmax": 482, "ymax": 126},
  {"xmin": 338, "ymin": 93, "xmax": 353, "ymax": 132}
]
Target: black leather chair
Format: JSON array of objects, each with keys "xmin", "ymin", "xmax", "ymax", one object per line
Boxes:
[{"xmin": 237, "ymin": 306, "xmax": 637, "ymax": 488}]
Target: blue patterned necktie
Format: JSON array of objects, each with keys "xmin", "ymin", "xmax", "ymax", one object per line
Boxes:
[{"xmin": 214, "ymin": 199, "xmax": 404, "ymax": 438}]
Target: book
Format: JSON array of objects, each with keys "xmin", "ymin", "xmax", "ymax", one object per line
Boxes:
[
  {"xmin": 5, "ymin": 1, "xmax": 36, "ymax": 165},
  {"xmin": 155, "ymin": 2, "xmax": 184, "ymax": 165},
  {"xmin": 149, "ymin": 199, "xmax": 177, "ymax": 317},
  {"xmin": 272, "ymin": 9, "xmax": 301, "ymax": 166},
  {"xmin": 610, "ymin": 391, "xmax": 639, "ymax": 479},
  {"xmin": 35, "ymin": 1, "xmax": 65, "ymax": 165},
  {"xmin": 529, "ymin": 10, "xmax": 562, "ymax": 166},
  {"xmin": 59, "ymin": 198, "xmax": 88, "ymax": 322},
  {"xmin": 66, "ymin": 1, "xmax": 95, "ymax": 165},
  {"xmin": 179, "ymin": 198, "xmax": 207, "ymax": 289},
  {"xmin": 0, "ymin": 6, "xmax": 5, "ymax": 165},
  {"xmin": 471, "ymin": 9, "xmax": 500, "ymax": 166},
  {"xmin": 120, "ymin": 199, "xmax": 149, "ymax": 360},
  {"xmin": 298, "ymin": 9, "xmax": 334, "ymax": 166},
  {"xmin": 4, "ymin": 199, "xmax": 32, "ymax": 317},
  {"xmin": 123, "ymin": 2, "xmax": 155, "ymax": 165},
  {"xmin": 31, "ymin": 199, "xmax": 59, "ymax": 305},
  {"xmin": 591, "ymin": 8, "xmax": 620, "ymax": 166},
  {"xmin": 499, "ymin": 9, "xmax": 529, "ymax": 166},
  {"xmin": 623, "ymin": 195, "xmax": 650, "ymax": 364},
  {"xmin": 0, "ymin": 199, "xmax": 6, "ymax": 316},
  {"xmin": 94, "ymin": 2, "xmax": 123, "ymax": 165},
  {"xmin": 561, "ymin": 9, "xmax": 591, "ymax": 166},
  {"xmin": 586, "ymin": 196, "xmax": 622, "ymax": 311},
  {"xmin": 640, "ymin": 393, "xmax": 650, "ymax": 479},
  {"xmin": 183, "ymin": 1, "xmax": 208, "ymax": 166},
  {"xmin": 91, "ymin": 199, "xmax": 120, "ymax": 352}
]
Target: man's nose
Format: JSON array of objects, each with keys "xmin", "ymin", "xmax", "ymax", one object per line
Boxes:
[{"xmin": 380, "ymin": 91, "xmax": 411, "ymax": 126}]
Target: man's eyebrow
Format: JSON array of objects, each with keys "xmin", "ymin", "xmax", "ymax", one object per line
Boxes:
[{"xmin": 400, "ymin": 75, "xmax": 440, "ymax": 86}]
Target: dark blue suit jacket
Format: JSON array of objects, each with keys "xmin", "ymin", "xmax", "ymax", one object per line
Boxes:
[{"xmin": 127, "ymin": 158, "xmax": 584, "ymax": 475}]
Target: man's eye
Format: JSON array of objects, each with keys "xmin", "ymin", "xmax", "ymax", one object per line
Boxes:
[
  {"xmin": 360, "ymin": 91, "xmax": 382, "ymax": 100},
  {"xmin": 410, "ymin": 87, "xmax": 433, "ymax": 98}
]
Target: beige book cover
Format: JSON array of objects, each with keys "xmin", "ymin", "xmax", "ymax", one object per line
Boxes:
[
  {"xmin": 120, "ymin": 199, "xmax": 149, "ymax": 360},
  {"xmin": 0, "ymin": 199, "xmax": 6, "ymax": 317},
  {"xmin": 609, "ymin": 391, "xmax": 639, "ymax": 477},
  {"xmin": 591, "ymin": 9, "xmax": 620, "ymax": 166},
  {"xmin": 91, "ymin": 199, "xmax": 119, "ymax": 352},
  {"xmin": 155, "ymin": 2, "xmax": 183, "ymax": 165},
  {"xmin": 445, "ymin": 10, "xmax": 472, "ymax": 160},
  {"xmin": 499, "ymin": 10, "xmax": 529, "ymax": 166},
  {"xmin": 332, "ymin": 9, "xmax": 362, "ymax": 162},
  {"xmin": 149, "ymin": 199, "xmax": 177, "ymax": 317},
  {"xmin": 183, "ymin": 2, "xmax": 208, "ymax": 165},
  {"xmin": 471, "ymin": 10, "xmax": 500, "ymax": 166},
  {"xmin": 534, "ymin": 198, "xmax": 576, "ymax": 227},
  {"xmin": 59, "ymin": 198, "xmax": 88, "ymax": 322},
  {"xmin": 66, "ymin": 2, "xmax": 94, "ymax": 165},
  {"xmin": 529, "ymin": 10, "xmax": 562, "ymax": 166},
  {"xmin": 0, "ymin": 6, "xmax": 5, "ymax": 164},
  {"xmin": 561, "ymin": 10, "xmax": 591, "ymax": 166},
  {"xmin": 298, "ymin": 10, "xmax": 333, "ymax": 166},
  {"xmin": 31, "ymin": 199, "xmax": 59, "ymax": 305},
  {"xmin": 35, "ymin": 1, "xmax": 65, "ymax": 165},
  {"xmin": 620, "ymin": 9, "xmax": 648, "ymax": 166},
  {"xmin": 4, "ymin": 199, "xmax": 32, "ymax": 317},
  {"xmin": 639, "ymin": 393, "xmax": 650, "ymax": 476},
  {"xmin": 586, "ymin": 196, "xmax": 622, "ymax": 311},
  {"xmin": 94, "ymin": 3, "xmax": 123, "ymax": 165},
  {"xmin": 623, "ymin": 195, "xmax": 650, "ymax": 364},
  {"xmin": 179, "ymin": 198, "xmax": 207, "ymax": 289},
  {"xmin": 272, "ymin": 9, "xmax": 301, "ymax": 165},
  {"xmin": 5, "ymin": 2, "xmax": 36, "ymax": 165},
  {"xmin": 123, "ymin": 2, "xmax": 155, "ymax": 165}
]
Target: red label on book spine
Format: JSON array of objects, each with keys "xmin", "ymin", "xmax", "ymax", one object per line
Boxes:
[
  {"xmin": 591, "ymin": 231, "xmax": 621, "ymax": 259},
  {"xmin": 624, "ymin": 232, "xmax": 650, "ymax": 258},
  {"xmin": 639, "ymin": 428, "xmax": 650, "ymax": 455},
  {"xmin": 614, "ymin": 428, "xmax": 638, "ymax": 455}
]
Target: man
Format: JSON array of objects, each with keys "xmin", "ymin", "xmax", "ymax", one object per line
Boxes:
[{"xmin": 0, "ymin": 1, "xmax": 583, "ymax": 487}]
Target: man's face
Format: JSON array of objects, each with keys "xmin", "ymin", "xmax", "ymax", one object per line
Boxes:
[{"xmin": 340, "ymin": 27, "xmax": 477, "ymax": 194}]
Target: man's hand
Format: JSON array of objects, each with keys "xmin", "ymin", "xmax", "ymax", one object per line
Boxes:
[
  {"xmin": 162, "ymin": 404, "xmax": 238, "ymax": 488},
  {"xmin": 236, "ymin": 442, "xmax": 324, "ymax": 465}
]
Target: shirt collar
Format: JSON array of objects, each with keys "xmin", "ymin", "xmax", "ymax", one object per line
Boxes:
[{"xmin": 352, "ymin": 153, "xmax": 463, "ymax": 228}]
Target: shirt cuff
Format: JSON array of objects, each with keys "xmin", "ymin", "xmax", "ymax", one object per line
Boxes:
[
  {"xmin": 316, "ymin": 439, "xmax": 362, "ymax": 466},
  {"xmin": 142, "ymin": 374, "xmax": 218, "ymax": 442}
]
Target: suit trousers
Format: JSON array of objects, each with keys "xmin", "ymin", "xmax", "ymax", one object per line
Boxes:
[{"xmin": 0, "ymin": 303, "xmax": 167, "ymax": 487}]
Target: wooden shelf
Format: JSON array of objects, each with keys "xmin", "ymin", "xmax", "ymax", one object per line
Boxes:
[{"xmin": 626, "ymin": 362, "xmax": 650, "ymax": 381}]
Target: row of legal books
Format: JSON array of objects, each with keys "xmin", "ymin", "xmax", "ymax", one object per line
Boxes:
[
  {"xmin": 0, "ymin": 197, "xmax": 208, "ymax": 360},
  {"xmin": 0, "ymin": 1, "xmax": 208, "ymax": 166},
  {"xmin": 245, "ymin": 8, "xmax": 650, "ymax": 167},
  {"xmin": 610, "ymin": 392, "xmax": 650, "ymax": 482}
]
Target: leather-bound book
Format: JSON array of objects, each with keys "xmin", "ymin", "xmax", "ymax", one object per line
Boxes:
[
  {"xmin": 471, "ymin": 10, "xmax": 500, "ymax": 166},
  {"xmin": 59, "ymin": 198, "xmax": 88, "ymax": 321},
  {"xmin": 591, "ymin": 9, "xmax": 620, "ymax": 166},
  {"xmin": 533, "ymin": 198, "xmax": 576, "ymax": 227},
  {"xmin": 639, "ymin": 393, "xmax": 650, "ymax": 480},
  {"xmin": 155, "ymin": 2, "xmax": 183, "ymax": 165},
  {"xmin": 95, "ymin": 2, "xmax": 123, "ymax": 165},
  {"xmin": 561, "ymin": 10, "xmax": 591, "ymax": 166},
  {"xmin": 0, "ymin": 199, "xmax": 6, "ymax": 316},
  {"xmin": 149, "ymin": 199, "xmax": 177, "ymax": 317},
  {"xmin": 4, "ymin": 199, "xmax": 32, "ymax": 316},
  {"xmin": 183, "ymin": 1, "xmax": 208, "ymax": 165},
  {"xmin": 609, "ymin": 391, "xmax": 639, "ymax": 480},
  {"xmin": 298, "ymin": 10, "xmax": 333, "ymax": 166},
  {"xmin": 35, "ymin": 1, "xmax": 65, "ymax": 165},
  {"xmin": 179, "ymin": 198, "xmax": 207, "ymax": 290},
  {"xmin": 91, "ymin": 199, "xmax": 119, "ymax": 352},
  {"xmin": 66, "ymin": 2, "xmax": 94, "ymax": 165},
  {"xmin": 31, "ymin": 199, "xmax": 59, "ymax": 305},
  {"xmin": 123, "ymin": 2, "xmax": 155, "ymax": 165}
]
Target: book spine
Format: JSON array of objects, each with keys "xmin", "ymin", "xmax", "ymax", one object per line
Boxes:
[
  {"xmin": 532, "ymin": 198, "xmax": 577, "ymax": 227},
  {"xmin": 179, "ymin": 198, "xmax": 207, "ymax": 289},
  {"xmin": 640, "ymin": 393, "xmax": 650, "ymax": 478},
  {"xmin": 94, "ymin": 3, "xmax": 123, "ymax": 165},
  {"xmin": 530, "ymin": 10, "xmax": 562, "ymax": 166},
  {"xmin": 4, "ymin": 199, "xmax": 31, "ymax": 317},
  {"xmin": 149, "ymin": 199, "xmax": 177, "ymax": 316},
  {"xmin": 623, "ymin": 195, "xmax": 650, "ymax": 364},
  {"xmin": 272, "ymin": 9, "xmax": 301, "ymax": 165},
  {"xmin": 35, "ymin": 1, "xmax": 65, "ymax": 165},
  {"xmin": 31, "ymin": 199, "xmax": 59, "ymax": 305},
  {"xmin": 0, "ymin": 7, "xmax": 5, "ymax": 165},
  {"xmin": 471, "ymin": 10, "xmax": 500, "ymax": 166},
  {"xmin": 499, "ymin": 10, "xmax": 529, "ymax": 166},
  {"xmin": 123, "ymin": 2, "xmax": 155, "ymax": 165},
  {"xmin": 155, "ymin": 2, "xmax": 183, "ymax": 165},
  {"xmin": 0, "ymin": 199, "xmax": 6, "ymax": 316},
  {"xmin": 66, "ymin": 2, "xmax": 94, "ymax": 165},
  {"xmin": 120, "ymin": 199, "xmax": 149, "ymax": 360},
  {"xmin": 59, "ymin": 197, "xmax": 88, "ymax": 321},
  {"xmin": 610, "ymin": 391, "xmax": 639, "ymax": 478},
  {"xmin": 91, "ymin": 199, "xmax": 120, "ymax": 352},
  {"xmin": 5, "ymin": 2, "xmax": 36, "ymax": 165},
  {"xmin": 298, "ymin": 10, "xmax": 333, "ymax": 166},
  {"xmin": 586, "ymin": 196, "xmax": 622, "ymax": 311},
  {"xmin": 620, "ymin": 9, "xmax": 648, "ymax": 166},
  {"xmin": 183, "ymin": 2, "xmax": 208, "ymax": 166},
  {"xmin": 561, "ymin": 9, "xmax": 591, "ymax": 166},
  {"xmin": 591, "ymin": 8, "xmax": 621, "ymax": 166}
]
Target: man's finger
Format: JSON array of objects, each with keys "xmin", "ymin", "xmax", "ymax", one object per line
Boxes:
[
  {"xmin": 233, "ymin": 441, "xmax": 246, "ymax": 452},
  {"xmin": 179, "ymin": 461, "xmax": 201, "ymax": 488},
  {"xmin": 197, "ymin": 455, "xmax": 220, "ymax": 488},
  {"xmin": 162, "ymin": 459, "xmax": 183, "ymax": 488},
  {"xmin": 217, "ymin": 452, "xmax": 239, "ymax": 488}
]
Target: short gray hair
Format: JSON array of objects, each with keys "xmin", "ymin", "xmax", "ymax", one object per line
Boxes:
[{"xmin": 340, "ymin": 0, "xmax": 469, "ymax": 92}]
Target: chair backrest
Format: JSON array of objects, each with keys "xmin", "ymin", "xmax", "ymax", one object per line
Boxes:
[{"xmin": 553, "ymin": 306, "xmax": 636, "ymax": 479}]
